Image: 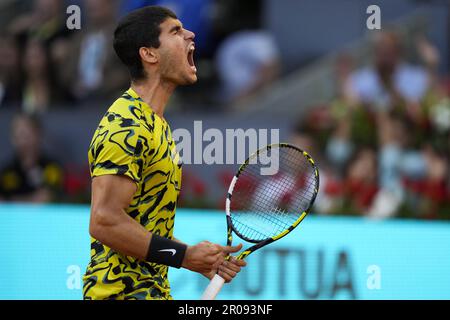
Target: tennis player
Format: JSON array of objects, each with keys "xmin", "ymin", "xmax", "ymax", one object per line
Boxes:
[{"xmin": 83, "ymin": 6, "xmax": 246, "ymax": 300}]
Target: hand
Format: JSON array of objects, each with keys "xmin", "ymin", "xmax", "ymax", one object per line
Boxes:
[
  {"xmin": 202, "ymin": 243, "xmax": 247, "ymax": 283},
  {"xmin": 182, "ymin": 241, "xmax": 225, "ymax": 274},
  {"xmin": 217, "ymin": 256, "xmax": 247, "ymax": 283},
  {"xmin": 416, "ymin": 36, "xmax": 440, "ymax": 69}
]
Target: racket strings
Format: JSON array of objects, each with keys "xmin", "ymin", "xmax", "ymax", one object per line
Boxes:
[
  {"xmin": 238, "ymin": 162, "xmax": 314, "ymax": 214},
  {"xmin": 232, "ymin": 170, "xmax": 300, "ymax": 228},
  {"xmin": 232, "ymin": 206, "xmax": 294, "ymax": 237},
  {"xmin": 230, "ymin": 146, "xmax": 317, "ymax": 242},
  {"xmin": 231, "ymin": 218, "xmax": 276, "ymax": 240}
]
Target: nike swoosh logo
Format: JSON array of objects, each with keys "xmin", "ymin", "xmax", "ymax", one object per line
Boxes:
[{"xmin": 158, "ymin": 249, "xmax": 176, "ymax": 256}]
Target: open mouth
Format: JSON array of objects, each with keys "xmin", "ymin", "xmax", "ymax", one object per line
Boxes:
[{"xmin": 187, "ymin": 43, "xmax": 196, "ymax": 72}]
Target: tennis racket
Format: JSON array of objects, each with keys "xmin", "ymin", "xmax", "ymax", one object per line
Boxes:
[{"xmin": 201, "ymin": 143, "xmax": 320, "ymax": 300}]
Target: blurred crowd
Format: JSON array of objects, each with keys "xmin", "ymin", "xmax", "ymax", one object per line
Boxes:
[
  {"xmin": 0, "ymin": 0, "xmax": 277, "ymax": 111},
  {"xmin": 294, "ymin": 31, "xmax": 450, "ymax": 220},
  {"xmin": 1, "ymin": 0, "xmax": 449, "ymax": 220},
  {"xmin": 0, "ymin": 0, "xmax": 278, "ymax": 201},
  {"xmin": 1, "ymin": 0, "xmax": 126, "ymax": 112}
]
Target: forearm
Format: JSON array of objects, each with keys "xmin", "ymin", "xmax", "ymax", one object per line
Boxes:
[{"xmin": 89, "ymin": 175, "xmax": 188, "ymax": 266}]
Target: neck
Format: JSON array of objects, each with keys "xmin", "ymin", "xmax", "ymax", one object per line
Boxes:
[{"xmin": 131, "ymin": 76, "xmax": 176, "ymax": 118}]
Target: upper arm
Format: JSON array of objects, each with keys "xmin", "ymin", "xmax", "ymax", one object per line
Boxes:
[
  {"xmin": 91, "ymin": 174, "xmax": 137, "ymax": 212},
  {"xmin": 88, "ymin": 109, "xmax": 152, "ymax": 226},
  {"xmin": 89, "ymin": 174, "xmax": 152, "ymax": 259},
  {"xmin": 90, "ymin": 174, "xmax": 137, "ymax": 234}
]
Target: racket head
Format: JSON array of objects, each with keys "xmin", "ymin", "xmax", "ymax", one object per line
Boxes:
[{"xmin": 225, "ymin": 143, "xmax": 319, "ymax": 246}]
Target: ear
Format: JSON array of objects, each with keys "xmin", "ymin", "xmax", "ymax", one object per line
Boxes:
[{"xmin": 139, "ymin": 47, "xmax": 158, "ymax": 65}]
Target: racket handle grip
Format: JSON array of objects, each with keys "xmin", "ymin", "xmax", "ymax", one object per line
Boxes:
[{"xmin": 201, "ymin": 274, "xmax": 225, "ymax": 300}]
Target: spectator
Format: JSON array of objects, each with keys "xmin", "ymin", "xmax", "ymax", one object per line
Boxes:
[
  {"xmin": 8, "ymin": 0, "xmax": 70, "ymax": 46},
  {"xmin": 63, "ymin": 0, "xmax": 128, "ymax": 102},
  {"xmin": 342, "ymin": 147, "xmax": 379, "ymax": 215},
  {"xmin": 402, "ymin": 144, "xmax": 449, "ymax": 219},
  {"xmin": 325, "ymin": 117, "xmax": 354, "ymax": 173},
  {"xmin": 345, "ymin": 31, "xmax": 430, "ymax": 118},
  {"xmin": 21, "ymin": 38, "xmax": 60, "ymax": 113},
  {"xmin": 421, "ymin": 146, "xmax": 449, "ymax": 218},
  {"xmin": 0, "ymin": 113, "xmax": 64, "ymax": 203},
  {"xmin": 7, "ymin": 0, "xmax": 76, "ymax": 108},
  {"xmin": 215, "ymin": 30, "xmax": 281, "ymax": 105},
  {"xmin": 334, "ymin": 53, "xmax": 356, "ymax": 108},
  {"xmin": 0, "ymin": 34, "xmax": 22, "ymax": 108},
  {"xmin": 366, "ymin": 113, "xmax": 409, "ymax": 219}
]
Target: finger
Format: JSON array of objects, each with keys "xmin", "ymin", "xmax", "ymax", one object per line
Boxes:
[
  {"xmin": 218, "ymin": 264, "xmax": 240, "ymax": 283},
  {"xmin": 211, "ymin": 254, "xmax": 225, "ymax": 270},
  {"xmin": 221, "ymin": 243, "xmax": 243, "ymax": 254},
  {"xmin": 219, "ymin": 265, "xmax": 237, "ymax": 277},
  {"xmin": 208, "ymin": 244, "xmax": 222, "ymax": 255},
  {"xmin": 205, "ymin": 270, "xmax": 216, "ymax": 280},
  {"xmin": 218, "ymin": 270, "xmax": 232, "ymax": 283},
  {"xmin": 221, "ymin": 260, "xmax": 241, "ymax": 273},
  {"xmin": 229, "ymin": 256, "xmax": 247, "ymax": 267},
  {"xmin": 201, "ymin": 267, "xmax": 213, "ymax": 275},
  {"xmin": 206, "ymin": 253, "xmax": 223, "ymax": 267},
  {"xmin": 218, "ymin": 268, "xmax": 234, "ymax": 283}
]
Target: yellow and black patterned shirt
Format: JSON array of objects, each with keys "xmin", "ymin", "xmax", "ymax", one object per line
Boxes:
[{"xmin": 83, "ymin": 88, "xmax": 182, "ymax": 300}]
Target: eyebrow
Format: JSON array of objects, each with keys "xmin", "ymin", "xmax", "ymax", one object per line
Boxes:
[{"xmin": 169, "ymin": 24, "xmax": 183, "ymax": 33}]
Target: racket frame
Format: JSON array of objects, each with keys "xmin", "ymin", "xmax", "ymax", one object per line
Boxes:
[{"xmin": 201, "ymin": 143, "xmax": 319, "ymax": 300}]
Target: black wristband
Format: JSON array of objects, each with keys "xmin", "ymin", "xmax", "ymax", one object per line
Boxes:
[{"xmin": 146, "ymin": 234, "xmax": 187, "ymax": 268}]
